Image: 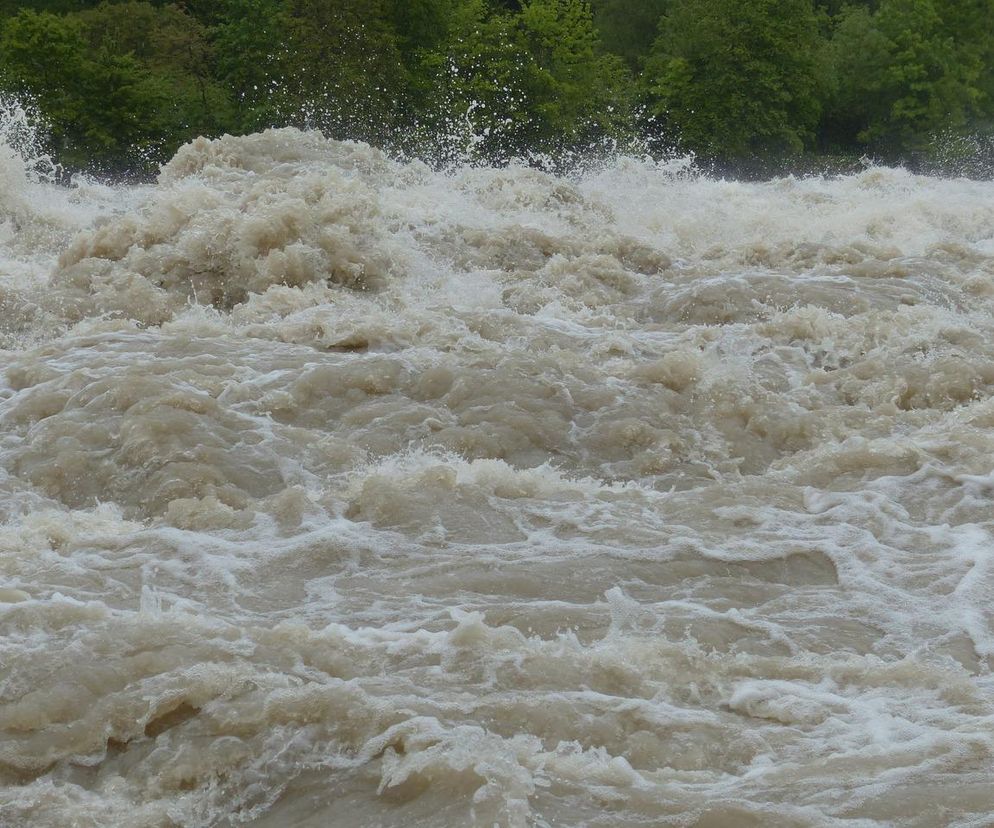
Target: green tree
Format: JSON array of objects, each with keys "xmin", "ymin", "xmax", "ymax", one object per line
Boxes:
[
  {"xmin": 590, "ymin": 0, "xmax": 668, "ymax": 68},
  {"xmin": 0, "ymin": 9, "xmax": 172, "ymax": 169},
  {"xmin": 425, "ymin": 0, "xmax": 633, "ymax": 160},
  {"xmin": 211, "ymin": 0, "xmax": 296, "ymax": 132},
  {"xmin": 281, "ymin": 0, "xmax": 409, "ymax": 143},
  {"xmin": 518, "ymin": 0, "xmax": 633, "ymax": 143},
  {"xmin": 0, "ymin": 0, "xmax": 102, "ymax": 15},
  {"xmin": 823, "ymin": 0, "xmax": 993, "ymax": 154},
  {"xmin": 644, "ymin": 0, "xmax": 822, "ymax": 160},
  {"xmin": 79, "ymin": 2, "xmax": 229, "ymax": 146},
  {"xmin": 383, "ymin": 0, "xmax": 462, "ymax": 57}
]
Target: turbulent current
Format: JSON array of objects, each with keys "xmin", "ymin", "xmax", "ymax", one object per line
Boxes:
[{"xmin": 2, "ymin": 127, "xmax": 994, "ymax": 828}]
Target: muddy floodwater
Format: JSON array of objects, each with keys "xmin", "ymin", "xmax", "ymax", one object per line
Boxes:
[{"xmin": 2, "ymin": 128, "xmax": 994, "ymax": 827}]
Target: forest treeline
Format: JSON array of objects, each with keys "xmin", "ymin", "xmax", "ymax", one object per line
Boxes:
[{"xmin": 1, "ymin": 0, "xmax": 992, "ymax": 174}]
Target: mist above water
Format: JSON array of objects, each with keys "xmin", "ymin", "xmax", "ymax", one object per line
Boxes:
[{"xmin": 1, "ymin": 124, "xmax": 994, "ymax": 827}]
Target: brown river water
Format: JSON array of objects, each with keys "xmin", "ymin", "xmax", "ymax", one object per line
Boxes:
[{"xmin": 2, "ymin": 126, "xmax": 994, "ymax": 827}]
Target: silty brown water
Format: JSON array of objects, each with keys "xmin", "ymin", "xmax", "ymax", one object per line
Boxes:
[{"xmin": 2, "ymin": 128, "xmax": 994, "ymax": 827}]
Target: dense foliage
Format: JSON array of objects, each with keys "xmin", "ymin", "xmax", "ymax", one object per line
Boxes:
[{"xmin": 0, "ymin": 0, "xmax": 992, "ymax": 172}]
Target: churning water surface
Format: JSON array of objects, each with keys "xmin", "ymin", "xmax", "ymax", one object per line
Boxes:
[{"xmin": 2, "ymin": 126, "xmax": 994, "ymax": 827}]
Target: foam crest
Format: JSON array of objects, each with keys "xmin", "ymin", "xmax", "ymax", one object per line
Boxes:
[{"xmin": 0, "ymin": 97, "xmax": 57, "ymax": 215}]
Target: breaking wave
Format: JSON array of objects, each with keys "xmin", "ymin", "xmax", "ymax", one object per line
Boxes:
[{"xmin": 2, "ymin": 126, "xmax": 994, "ymax": 827}]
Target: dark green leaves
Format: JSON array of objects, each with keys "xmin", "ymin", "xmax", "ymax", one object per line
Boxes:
[
  {"xmin": 643, "ymin": 0, "xmax": 822, "ymax": 161},
  {"xmin": 0, "ymin": 0, "xmax": 991, "ymax": 171}
]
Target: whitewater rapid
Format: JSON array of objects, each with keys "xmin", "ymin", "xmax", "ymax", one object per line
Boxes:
[{"xmin": 2, "ymin": 127, "xmax": 994, "ymax": 827}]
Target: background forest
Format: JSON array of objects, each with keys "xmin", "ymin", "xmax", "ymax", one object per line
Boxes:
[{"xmin": 1, "ymin": 0, "xmax": 992, "ymax": 174}]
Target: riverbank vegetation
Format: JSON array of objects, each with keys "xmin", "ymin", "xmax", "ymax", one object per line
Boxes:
[{"xmin": 1, "ymin": 0, "xmax": 992, "ymax": 174}]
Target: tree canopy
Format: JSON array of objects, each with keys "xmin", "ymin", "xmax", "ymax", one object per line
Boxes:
[
  {"xmin": 0, "ymin": 0, "xmax": 990, "ymax": 173},
  {"xmin": 643, "ymin": 0, "xmax": 823, "ymax": 160}
]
